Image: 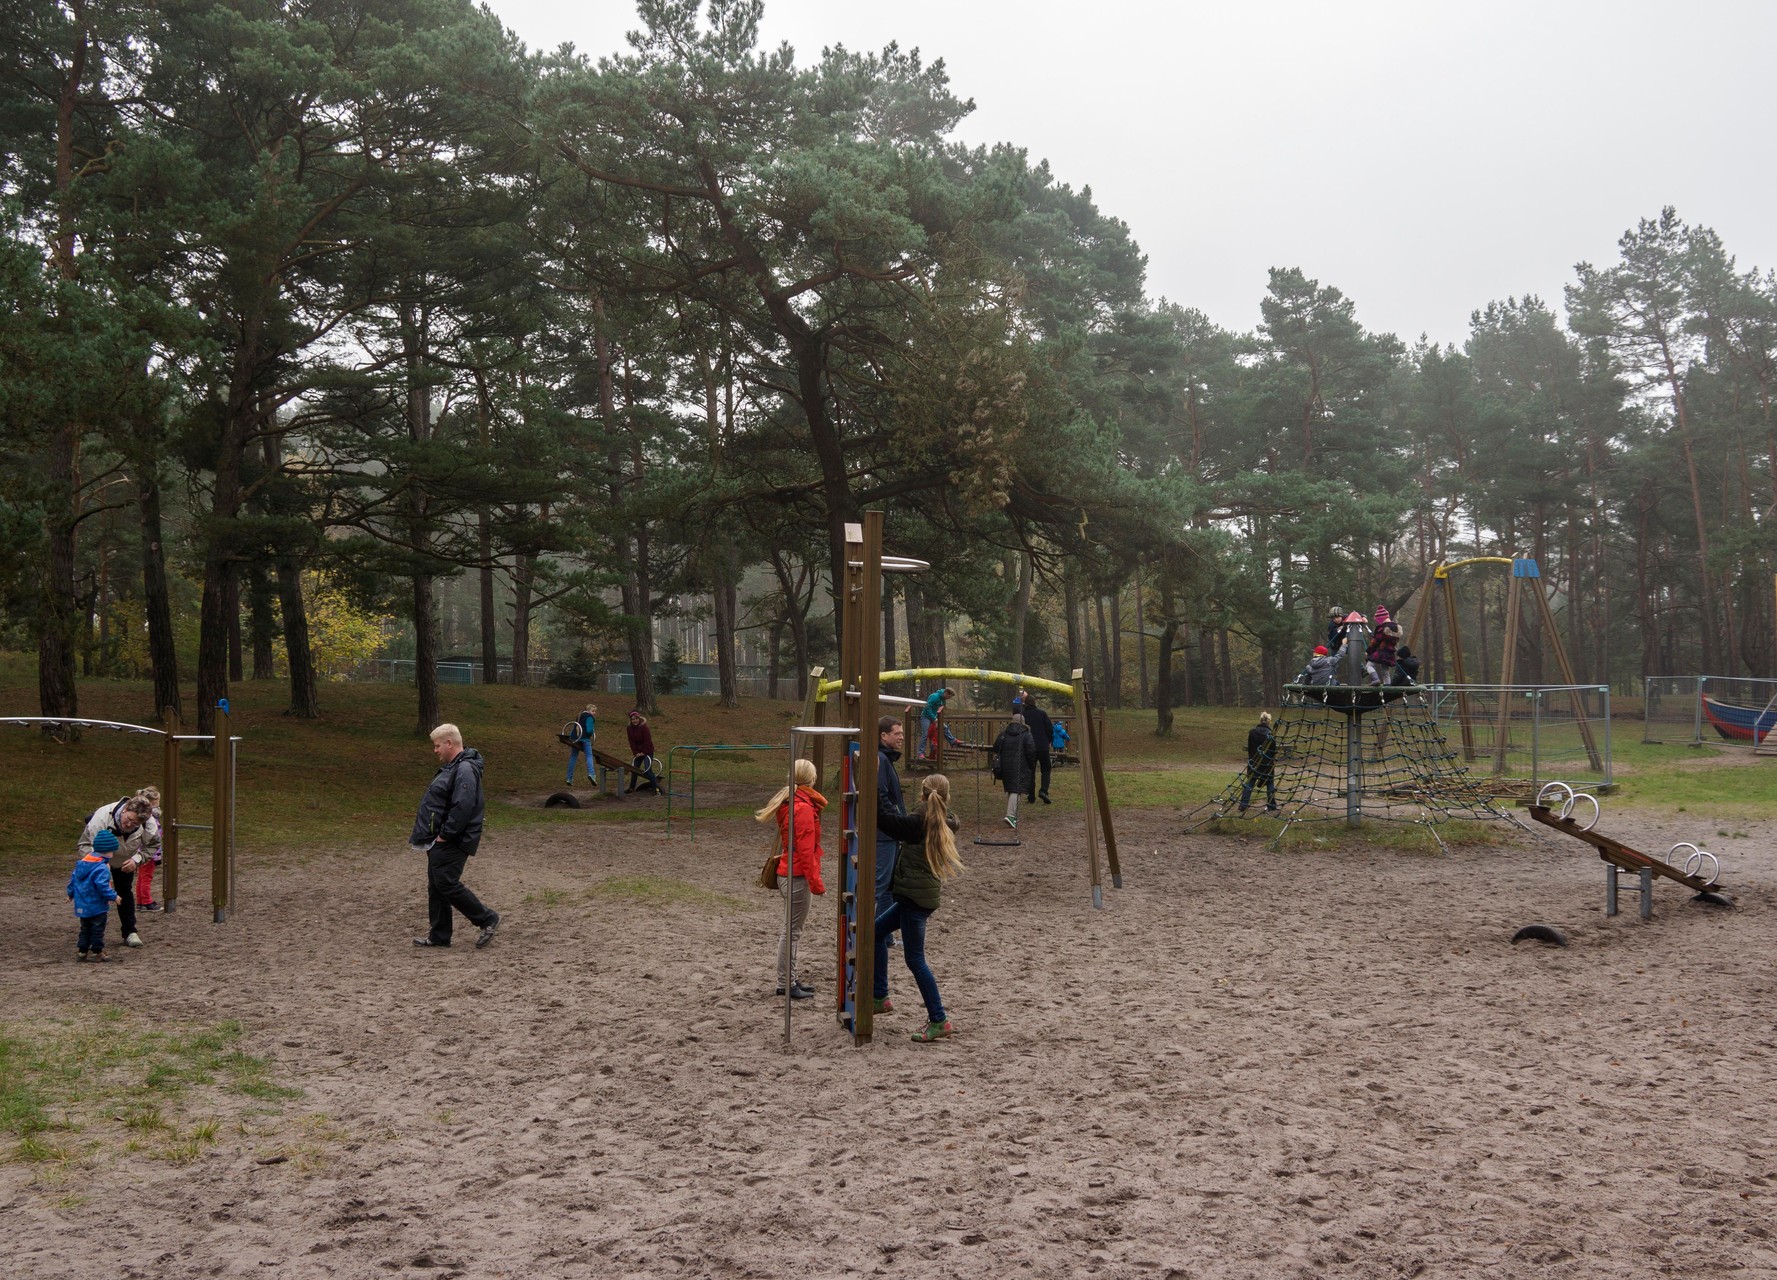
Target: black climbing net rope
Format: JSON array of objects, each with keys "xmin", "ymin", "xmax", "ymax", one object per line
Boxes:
[{"xmin": 1183, "ymin": 687, "xmax": 1527, "ymax": 850}]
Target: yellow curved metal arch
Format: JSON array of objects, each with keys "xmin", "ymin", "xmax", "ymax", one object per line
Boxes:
[
  {"xmin": 1431, "ymin": 556, "xmax": 1516, "ymax": 579},
  {"xmin": 816, "ymin": 667, "xmax": 1077, "ymax": 703}
]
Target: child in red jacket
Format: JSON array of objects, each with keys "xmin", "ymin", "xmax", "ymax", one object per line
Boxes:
[{"xmin": 755, "ymin": 759, "xmax": 826, "ymax": 1000}]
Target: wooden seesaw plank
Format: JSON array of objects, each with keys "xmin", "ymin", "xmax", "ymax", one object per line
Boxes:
[{"xmin": 1525, "ymin": 805, "xmax": 1719, "ymax": 891}]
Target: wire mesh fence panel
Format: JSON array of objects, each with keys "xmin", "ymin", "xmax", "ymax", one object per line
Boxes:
[
  {"xmin": 1643, "ymin": 676, "xmax": 1702, "ymax": 744},
  {"xmin": 1422, "ymin": 684, "xmax": 1612, "ymax": 788}
]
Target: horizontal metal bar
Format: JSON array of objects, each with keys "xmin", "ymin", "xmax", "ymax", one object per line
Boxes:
[{"xmin": 0, "ymin": 716, "xmax": 163, "ymax": 735}]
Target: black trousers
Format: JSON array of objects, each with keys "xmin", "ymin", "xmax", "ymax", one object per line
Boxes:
[
  {"xmin": 426, "ymin": 845, "xmax": 494, "ymax": 944},
  {"xmin": 1027, "ymin": 748, "xmax": 1052, "ymax": 800},
  {"xmin": 113, "ymin": 864, "xmax": 137, "ymax": 937}
]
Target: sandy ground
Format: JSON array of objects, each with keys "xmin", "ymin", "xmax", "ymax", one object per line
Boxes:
[{"xmin": 4, "ymin": 792, "xmax": 1776, "ymax": 1280}]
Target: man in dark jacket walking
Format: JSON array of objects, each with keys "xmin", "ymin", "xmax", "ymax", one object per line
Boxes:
[
  {"xmin": 411, "ymin": 723, "xmax": 500, "ymax": 949},
  {"xmin": 1015, "ymin": 693, "xmax": 1055, "ymax": 804}
]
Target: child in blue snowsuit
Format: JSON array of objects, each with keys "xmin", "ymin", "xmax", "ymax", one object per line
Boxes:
[{"xmin": 69, "ymin": 828, "xmax": 122, "ymax": 961}]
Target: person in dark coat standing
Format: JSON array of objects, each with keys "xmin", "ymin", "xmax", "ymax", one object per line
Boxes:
[
  {"xmin": 1239, "ymin": 712, "xmax": 1279, "ymax": 814},
  {"xmin": 411, "ymin": 723, "xmax": 500, "ymax": 949},
  {"xmin": 874, "ymin": 716, "xmax": 910, "ymax": 911},
  {"xmin": 1016, "ymin": 693, "xmax": 1055, "ymax": 805},
  {"xmin": 991, "ymin": 714, "xmax": 1038, "ymax": 828}
]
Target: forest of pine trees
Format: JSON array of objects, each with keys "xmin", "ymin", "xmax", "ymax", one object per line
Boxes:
[{"xmin": 5, "ymin": 1, "xmax": 1775, "ymax": 734}]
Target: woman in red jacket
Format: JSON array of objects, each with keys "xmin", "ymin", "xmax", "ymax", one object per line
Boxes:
[{"xmin": 755, "ymin": 759, "xmax": 826, "ymax": 999}]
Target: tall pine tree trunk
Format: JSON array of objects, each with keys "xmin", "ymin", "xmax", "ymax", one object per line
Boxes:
[
  {"xmin": 479, "ymin": 512, "xmax": 498, "ymax": 685},
  {"xmin": 277, "ymin": 559, "xmax": 318, "ymax": 716},
  {"xmin": 37, "ymin": 8, "xmax": 88, "ymax": 731},
  {"xmin": 405, "ymin": 303, "xmax": 439, "ymax": 735},
  {"xmin": 510, "ymin": 553, "xmax": 533, "ymax": 685},
  {"xmin": 247, "ymin": 564, "xmax": 277, "ymax": 679},
  {"xmin": 137, "ymin": 472, "xmax": 181, "ymax": 720},
  {"xmin": 1009, "ymin": 550, "xmax": 1033, "ymax": 673}
]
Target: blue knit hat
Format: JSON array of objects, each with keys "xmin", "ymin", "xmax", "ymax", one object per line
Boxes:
[{"xmin": 92, "ymin": 829, "xmax": 119, "ymax": 854}]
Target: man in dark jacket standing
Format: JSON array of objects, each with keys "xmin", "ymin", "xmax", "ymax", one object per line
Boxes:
[
  {"xmin": 1238, "ymin": 712, "xmax": 1279, "ymax": 814},
  {"xmin": 411, "ymin": 723, "xmax": 500, "ymax": 949},
  {"xmin": 874, "ymin": 716, "xmax": 909, "ymax": 909},
  {"xmin": 1015, "ymin": 693, "xmax": 1055, "ymax": 804}
]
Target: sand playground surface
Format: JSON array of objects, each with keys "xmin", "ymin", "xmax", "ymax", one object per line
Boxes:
[{"xmin": 4, "ymin": 796, "xmax": 1776, "ymax": 1279}]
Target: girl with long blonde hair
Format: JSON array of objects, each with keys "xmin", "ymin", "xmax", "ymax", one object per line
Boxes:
[
  {"xmin": 757, "ymin": 759, "xmax": 825, "ymax": 999},
  {"xmin": 872, "ymin": 773, "xmax": 964, "ymax": 1041}
]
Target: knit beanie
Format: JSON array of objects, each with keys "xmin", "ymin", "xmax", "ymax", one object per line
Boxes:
[
  {"xmin": 1313, "ymin": 645, "xmax": 1329, "ymax": 656},
  {"xmin": 1374, "ymin": 605, "xmax": 1392, "ymax": 624},
  {"xmin": 92, "ymin": 829, "xmax": 120, "ymax": 854}
]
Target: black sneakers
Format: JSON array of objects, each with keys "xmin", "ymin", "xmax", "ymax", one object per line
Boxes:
[
  {"xmin": 475, "ymin": 913, "xmax": 501, "ymax": 949},
  {"xmin": 775, "ymin": 983, "xmax": 815, "ymax": 1000}
]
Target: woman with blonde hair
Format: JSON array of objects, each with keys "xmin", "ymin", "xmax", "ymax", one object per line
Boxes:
[
  {"xmin": 872, "ymin": 773, "xmax": 964, "ymax": 1041},
  {"xmin": 756, "ymin": 759, "xmax": 826, "ymax": 1000}
]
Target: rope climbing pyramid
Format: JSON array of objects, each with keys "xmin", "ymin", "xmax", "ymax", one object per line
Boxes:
[{"xmin": 1184, "ymin": 687, "xmax": 1527, "ymax": 851}]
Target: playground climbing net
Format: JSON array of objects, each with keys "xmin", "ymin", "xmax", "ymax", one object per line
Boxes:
[{"xmin": 1184, "ymin": 688, "xmax": 1527, "ymax": 850}]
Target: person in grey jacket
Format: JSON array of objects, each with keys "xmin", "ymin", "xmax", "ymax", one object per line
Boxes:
[
  {"xmin": 991, "ymin": 714, "xmax": 1038, "ymax": 828},
  {"xmin": 411, "ymin": 723, "xmax": 500, "ymax": 949}
]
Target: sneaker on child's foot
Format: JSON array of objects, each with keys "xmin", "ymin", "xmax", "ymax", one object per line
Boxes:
[
  {"xmin": 142, "ymin": 902, "xmax": 162, "ymax": 912},
  {"xmin": 911, "ymin": 1020, "xmax": 952, "ymax": 1042},
  {"xmin": 1004, "ymin": 815, "xmax": 1017, "ymax": 828},
  {"xmin": 871, "ymin": 996, "xmax": 894, "ymax": 1014},
  {"xmin": 125, "ymin": 932, "xmax": 143, "ymax": 948}
]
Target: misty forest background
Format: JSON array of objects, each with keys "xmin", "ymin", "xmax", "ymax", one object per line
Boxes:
[{"xmin": 5, "ymin": 0, "xmax": 1776, "ymax": 738}]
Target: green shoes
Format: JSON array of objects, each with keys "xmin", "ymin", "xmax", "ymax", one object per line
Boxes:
[{"xmin": 911, "ymin": 1020, "xmax": 952, "ymax": 1042}]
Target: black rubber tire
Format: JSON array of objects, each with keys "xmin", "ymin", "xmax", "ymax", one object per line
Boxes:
[
  {"xmin": 1510, "ymin": 924, "xmax": 1568, "ymax": 947},
  {"xmin": 1693, "ymin": 891, "xmax": 1735, "ymax": 908},
  {"xmin": 543, "ymin": 791, "xmax": 582, "ymax": 809}
]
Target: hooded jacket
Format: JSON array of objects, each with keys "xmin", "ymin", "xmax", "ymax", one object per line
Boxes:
[
  {"xmin": 991, "ymin": 722, "xmax": 1038, "ymax": 795},
  {"xmin": 412, "ymin": 748, "xmax": 486, "ymax": 854},
  {"xmin": 1297, "ymin": 653, "xmax": 1337, "ymax": 686},
  {"xmin": 67, "ymin": 853, "xmax": 117, "ymax": 917},
  {"xmin": 79, "ymin": 800, "xmax": 145, "ymax": 869},
  {"xmin": 889, "ymin": 798, "xmax": 962, "ymax": 912},
  {"xmin": 773, "ymin": 786, "xmax": 827, "ymax": 893}
]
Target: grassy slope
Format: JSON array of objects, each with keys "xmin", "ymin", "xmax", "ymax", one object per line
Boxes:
[{"xmin": 1, "ymin": 653, "xmax": 1765, "ymax": 875}]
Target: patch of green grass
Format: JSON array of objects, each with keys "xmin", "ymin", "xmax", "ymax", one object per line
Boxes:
[
  {"xmin": 0, "ymin": 1009, "xmax": 300, "ymax": 1173},
  {"xmin": 593, "ymin": 875, "xmax": 749, "ymax": 912},
  {"xmin": 522, "ymin": 875, "xmax": 749, "ymax": 913}
]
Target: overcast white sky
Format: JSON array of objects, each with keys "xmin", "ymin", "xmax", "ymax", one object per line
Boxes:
[{"xmin": 488, "ymin": 0, "xmax": 1777, "ymax": 348}]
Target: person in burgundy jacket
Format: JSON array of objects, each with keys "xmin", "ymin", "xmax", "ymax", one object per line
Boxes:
[{"xmin": 624, "ymin": 710, "xmax": 662, "ymax": 794}]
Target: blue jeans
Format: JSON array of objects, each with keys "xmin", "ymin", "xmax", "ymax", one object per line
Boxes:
[
  {"xmin": 1240, "ymin": 768, "xmax": 1276, "ymax": 809},
  {"xmin": 78, "ymin": 912, "xmax": 108, "ymax": 953},
  {"xmin": 873, "ymin": 898, "xmax": 945, "ymax": 1023},
  {"xmin": 566, "ymin": 740, "xmax": 595, "ymax": 784}
]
